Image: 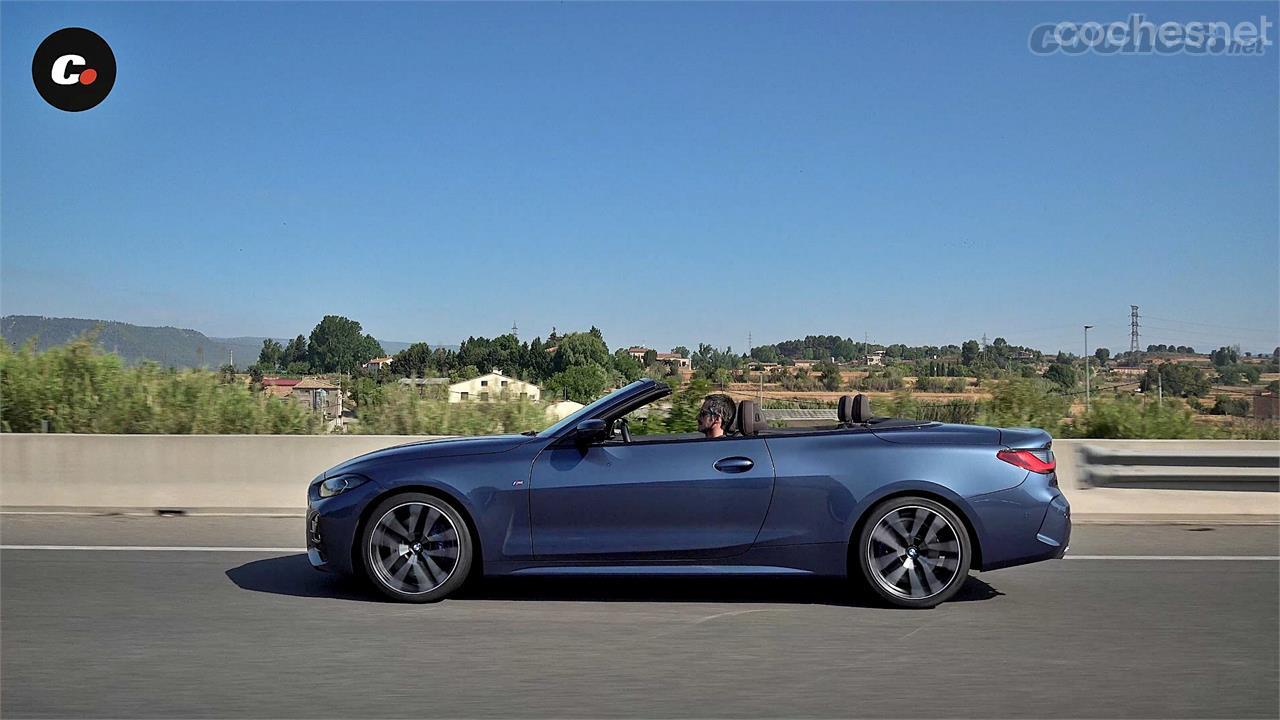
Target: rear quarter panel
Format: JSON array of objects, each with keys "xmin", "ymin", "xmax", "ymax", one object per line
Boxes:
[{"xmin": 757, "ymin": 429, "xmax": 1029, "ymax": 553}]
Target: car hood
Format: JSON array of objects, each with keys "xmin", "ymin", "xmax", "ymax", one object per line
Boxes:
[{"xmin": 324, "ymin": 435, "xmax": 537, "ymax": 477}]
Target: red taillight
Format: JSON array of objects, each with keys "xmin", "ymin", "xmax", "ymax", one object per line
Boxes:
[{"xmin": 998, "ymin": 448, "xmax": 1056, "ymax": 474}]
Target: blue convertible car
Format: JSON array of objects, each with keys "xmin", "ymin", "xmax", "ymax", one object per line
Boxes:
[{"xmin": 307, "ymin": 379, "xmax": 1070, "ymax": 608}]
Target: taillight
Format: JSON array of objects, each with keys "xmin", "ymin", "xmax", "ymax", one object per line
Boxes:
[{"xmin": 997, "ymin": 448, "xmax": 1056, "ymax": 474}]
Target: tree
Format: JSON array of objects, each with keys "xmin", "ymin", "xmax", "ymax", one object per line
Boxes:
[
  {"xmin": 247, "ymin": 363, "xmax": 264, "ymax": 390},
  {"xmin": 257, "ymin": 339, "xmax": 284, "ymax": 371},
  {"xmin": 642, "ymin": 349, "xmax": 658, "ymax": 367},
  {"xmin": 544, "ymin": 364, "xmax": 611, "ymax": 404},
  {"xmin": 218, "ymin": 363, "xmax": 237, "ymax": 384},
  {"xmin": 1211, "ymin": 345, "xmax": 1240, "ymax": 367},
  {"xmin": 552, "ymin": 332, "xmax": 610, "ymax": 373},
  {"xmin": 671, "ymin": 346, "xmax": 690, "ymax": 359},
  {"xmin": 1094, "ymin": 347, "xmax": 1110, "ymax": 366},
  {"xmin": 611, "ymin": 349, "xmax": 643, "ymax": 382},
  {"xmin": 961, "ymin": 340, "xmax": 980, "ymax": 366},
  {"xmin": 751, "ymin": 345, "xmax": 780, "ymax": 364},
  {"xmin": 391, "ymin": 342, "xmax": 434, "ymax": 378},
  {"xmin": 1141, "ymin": 363, "xmax": 1210, "ymax": 398},
  {"xmin": 282, "ymin": 335, "xmax": 309, "ymax": 371},
  {"xmin": 817, "ymin": 360, "xmax": 843, "ymax": 391},
  {"xmin": 1043, "ymin": 363, "xmax": 1077, "ymax": 388},
  {"xmin": 308, "ymin": 315, "xmax": 376, "ymax": 374}
]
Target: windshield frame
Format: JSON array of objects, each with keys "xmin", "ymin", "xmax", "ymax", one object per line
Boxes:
[{"xmin": 538, "ymin": 380, "xmax": 657, "ymax": 437}]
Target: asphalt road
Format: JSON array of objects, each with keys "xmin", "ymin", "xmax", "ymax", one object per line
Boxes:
[{"xmin": 2, "ymin": 517, "xmax": 1277, "ymax": 719}]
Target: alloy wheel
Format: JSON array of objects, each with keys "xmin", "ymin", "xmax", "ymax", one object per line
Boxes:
[
  {"xmin": 865, "ymin": 505, "xmax": 962, "ymax": 600},
  {"xmin": 368, "ymin": 501, "xmax": 461, "ymax": 595}
]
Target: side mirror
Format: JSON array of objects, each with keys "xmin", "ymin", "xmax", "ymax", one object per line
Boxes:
[{"xmin": 572, "ymin": 418, "xmax": 608, "ymax": 443}]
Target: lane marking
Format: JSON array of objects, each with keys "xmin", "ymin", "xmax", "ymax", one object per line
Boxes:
[
  {"xmin": 0, "ymin": 545, "xmax": 305, "ymax": 552},
  {"xmin": 0, "ymin": 546, "xmax": 1277, "ymax": 561},
  {"xmin": 1066, "ymin": 555, "xmax": 1280, "ymax": 561}
]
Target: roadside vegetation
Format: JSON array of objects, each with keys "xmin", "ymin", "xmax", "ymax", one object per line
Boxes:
[
  {"xmin": 0, "ymin": 338, "xmax": 320, "ymax": 434},
  {"xmin": 3, "ymin": 321, "xmax": 1276, "ymax": 440}
]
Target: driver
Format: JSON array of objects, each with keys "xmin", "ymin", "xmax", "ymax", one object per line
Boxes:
[{"xmin": 697, "ymin": 394, "xmax": 736, "ymax": 438}]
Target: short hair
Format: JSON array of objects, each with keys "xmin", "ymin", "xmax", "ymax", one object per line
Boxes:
[{"xmin": 701, "ymin": 394, "xmax": 736, "ymax": 428}]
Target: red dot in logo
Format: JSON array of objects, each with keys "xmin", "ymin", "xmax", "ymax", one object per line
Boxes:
[{"xmin": 79, "ymin": 68, "xmax": 97, "ymax": 85}]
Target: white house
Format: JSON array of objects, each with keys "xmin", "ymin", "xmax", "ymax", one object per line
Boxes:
[
  {"xmin": 448, "ymin": 372, "xmax": 540, "ymax": 403},
  {"xmin": 545, "ymin": 400, "xmax": 585, "ymax": 421}
]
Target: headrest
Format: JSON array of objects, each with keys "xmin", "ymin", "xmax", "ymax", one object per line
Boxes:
[
  {"xmin": 736, "ymin": 400, "xmax": 764, "ymax": 436},
  {"xmin": 851, "ymin": 394, "xmax": 872, "ymax": 423},
  {"xmin": 837, "ymin": 395, "xmax": 854, "ymax": 423}
]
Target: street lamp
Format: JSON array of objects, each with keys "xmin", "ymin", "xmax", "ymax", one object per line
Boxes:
[{"xmin": 1084, "ymin": 325, "xmax": 1094, "ymax": 414}]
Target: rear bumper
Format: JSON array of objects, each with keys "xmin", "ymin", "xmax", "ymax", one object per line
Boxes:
[{"xmin": 970, "ymin": 473, "xmax": 1071, "ymax": 571}]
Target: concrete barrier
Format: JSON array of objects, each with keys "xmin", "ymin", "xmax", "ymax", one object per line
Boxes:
[
  {"xmin": 1, "ymin": 434, "xmax": 1277, "ymax": 520},
  {"xmin": 0, "ymin": 434, "xmax": 444, "ymax": 512}
]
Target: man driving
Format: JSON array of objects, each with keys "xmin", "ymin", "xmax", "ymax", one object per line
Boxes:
[{"xmin": 697, "ymin": 394, "xmax": 736, "ymax": 438}]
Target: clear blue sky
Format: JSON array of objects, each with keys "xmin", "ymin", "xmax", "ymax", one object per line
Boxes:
[{"xmin": 3, "ymin": 1, "xmax": 1277, "ymax": 355}]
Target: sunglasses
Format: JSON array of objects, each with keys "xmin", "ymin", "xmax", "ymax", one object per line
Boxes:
[{"xmin": 698, "ymin": 409, "xmax": 722, "ymax": 419}]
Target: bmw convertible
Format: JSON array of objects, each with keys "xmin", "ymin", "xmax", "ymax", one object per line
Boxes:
[{"xmin": 307, "ymin": 378, "xmax": 1070, "ymax": 608}]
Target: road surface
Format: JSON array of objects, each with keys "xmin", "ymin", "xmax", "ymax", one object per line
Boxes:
[{"xmin": 2, "ymin": 516, "xmax": 1277, "ymax": 718}]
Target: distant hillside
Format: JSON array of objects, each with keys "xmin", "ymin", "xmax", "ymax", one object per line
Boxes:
[{"xmin": 1, "ymin": 316, "xmax": 434, "ymax": 369}]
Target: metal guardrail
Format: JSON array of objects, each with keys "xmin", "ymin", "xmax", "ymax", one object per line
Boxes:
[{"xmin": 1081, "ymin": 444, "xmax": 1280, "ymax": 491}]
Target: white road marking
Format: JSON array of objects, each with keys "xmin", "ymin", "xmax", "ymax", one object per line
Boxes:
[
  {"xmin": 1066, "ymin": 555, "xmax": 1280, "ymax": 561},
  {"xmin": 0, "ymin": 545, "xmax": 305, "ymax": 552},
  {"xmin": 0, "ymin": 546, "xmax": 1276, "ymax": 561}
]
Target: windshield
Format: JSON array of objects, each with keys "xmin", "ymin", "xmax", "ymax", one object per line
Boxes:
[{"xmin": 538, "ymin": 380, "xmax": 649, "ymax": 437}]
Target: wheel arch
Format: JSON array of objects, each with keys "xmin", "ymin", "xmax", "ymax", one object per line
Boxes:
[
  {"xmin": 351, "ymin": 483, "xmax": 485, "ymax": 578},
  {"xmin": 846, "ymin": 485, "xmax": 984, "ymax": 575}
]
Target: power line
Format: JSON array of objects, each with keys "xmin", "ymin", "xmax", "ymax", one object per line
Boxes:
[
  {"xmin": 1143, "ymin": 315, "xmax": 1277, "ymax": 334},
  {"xmin": 1142, "ymin": 323, "xmax": 1275, "ymax": 341}
]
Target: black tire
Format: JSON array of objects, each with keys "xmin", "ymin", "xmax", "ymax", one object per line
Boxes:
[
  {"xmin": 856, "ymin": 495, "xmax": 972, "ymax": 609},
  {"xmin": 359, "ymin": 492, "xmax": 473, "ymax": 603}
]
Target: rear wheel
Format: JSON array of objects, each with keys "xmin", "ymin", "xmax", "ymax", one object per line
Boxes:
[
  {"xmin": 857, "ymin": 496, "xmax": 971, "ymax": 609},
  {"xmin": 360, "ymin": 492, "xmax": 473, "ymax": 603}
]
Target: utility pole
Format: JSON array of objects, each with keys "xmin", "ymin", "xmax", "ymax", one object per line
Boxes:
[
  {"xmin": 1084, "ymin": 325, "xmax": 1094, "ymax": 414},
  {"xmin": 1158, "ymin": 372, "xmax": 1163, "ymax": 406}
]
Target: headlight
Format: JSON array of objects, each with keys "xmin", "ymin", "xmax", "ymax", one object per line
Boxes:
[{"xmin": 318, "ymin": 474, "xmax": 369, "ymax": 498}]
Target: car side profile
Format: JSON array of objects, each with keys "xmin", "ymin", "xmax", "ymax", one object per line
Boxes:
[{"xmin": 307, "ymin": 379, "xmax": 1070, "ymax": 608}]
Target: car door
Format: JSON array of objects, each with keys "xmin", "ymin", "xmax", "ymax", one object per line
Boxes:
[{"xmin": 528, "ymin": 436, "xmax": 775, "ymax": 560}]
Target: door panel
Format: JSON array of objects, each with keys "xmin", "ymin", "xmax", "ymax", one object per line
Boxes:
[{"xmin": 530, "ymin": 438, "xmax": 775, "ymax": 560}]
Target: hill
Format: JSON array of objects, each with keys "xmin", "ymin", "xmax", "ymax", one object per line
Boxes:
[{"xmin": 1, "ymin": 316, "xmax": 427, "ymax": 369}]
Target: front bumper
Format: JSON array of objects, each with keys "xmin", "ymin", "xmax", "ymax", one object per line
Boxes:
[{"xmin": 306, "ymin": 478, "xmax": 382, "ymax": 577}]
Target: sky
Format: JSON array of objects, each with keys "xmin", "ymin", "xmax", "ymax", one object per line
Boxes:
[{"xmin": 2, "ymin": 1, "xmax": 1277, "ymax": 355}]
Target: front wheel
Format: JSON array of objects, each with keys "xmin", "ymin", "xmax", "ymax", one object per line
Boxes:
[
  {"xmin": 360, "ymin": 492, "xmax": 473, "ymax": 603},
  {"xmin": 856, "ymin": 496, "xmax": 972, "ymax": 609}
]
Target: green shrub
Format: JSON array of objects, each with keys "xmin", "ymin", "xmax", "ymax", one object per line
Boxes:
[
  {"xmin": 1072, "ymin": 396, "xmax": 1207, "ymax": 439},
  {"xmin": 0, "ymin": 338, "xmax": 321, "ymax": 434},
  {"xmin": 355, "ymin": 384, "xmax": 551, "ymax": 435},
  {"xmin": 1209, "ymin": 394, "xmax": 1251, "ymax": 417},
  {"xmin": 978, "ymin": 379, "xmax": 1070, "ymax": 433}
]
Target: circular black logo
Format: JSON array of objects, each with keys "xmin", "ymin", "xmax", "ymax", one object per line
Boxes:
[{"xmin": 32, "ymin": 28, "xmax": 116, "ymax": 112}]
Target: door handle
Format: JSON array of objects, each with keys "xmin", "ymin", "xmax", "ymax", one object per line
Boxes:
[{"xmin": 714, "ymin": 457, "xmax": 754, "ymax": 473}]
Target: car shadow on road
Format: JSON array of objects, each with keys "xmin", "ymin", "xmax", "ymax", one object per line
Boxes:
[
  {"xmin": 225, "ymin": 554, "xmax": 385, "ymax": 602},
  {"xmin": 226, "ymin": 553, "xmax": 1004, "ymax": 608}
]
